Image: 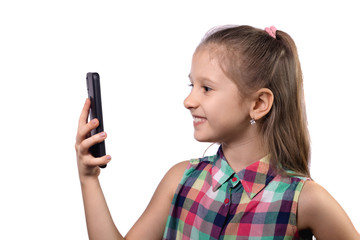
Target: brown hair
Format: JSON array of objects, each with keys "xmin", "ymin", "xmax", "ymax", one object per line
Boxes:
[{"xmin": 198, "ymin": 25, "xmax": 310, "ymax": 177}]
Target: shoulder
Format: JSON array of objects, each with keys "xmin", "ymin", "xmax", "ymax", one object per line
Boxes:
[
  {"xmin": 297, "ymin": 180, "xmax": 336, "ymax": 229},
  {"xmin": 162, "ymin": 155, "xmax": 212, "ymax": 185},
  {"xmin": 166, "ymin": 160, "xmax": 190, "ymax": 179},
  {"xmin": 298, "ymin": 180, "xmax": 325, "ymax": 206},
  {"xmin": 297, "ymin": 181, "xmax": 360, "ymax": 239},
  {"xmin": 160, "ymin": 160, "xmax": 190, "ymax": 196},
  {"xmin": 161, "ymin": 156, "xmax": 212, "ymax": 196},
  {"xmin": 297, "ymin": 180, "xmax": 339, "ymax": 228},
  {"xmin": 163, "ymin": 160, "xmax": 190, "ymax": 182},
  {"xmin": 297, "ymin": 180, "xmax": 330, "ymax": 228}
]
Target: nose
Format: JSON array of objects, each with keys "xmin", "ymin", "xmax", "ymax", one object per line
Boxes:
[{"xmin": 184, "ymin": 89, "xmax": 198, "ymax": 110}]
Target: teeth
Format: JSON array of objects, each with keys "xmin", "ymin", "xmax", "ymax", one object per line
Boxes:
[{"xmin": 193, "ymin": 117, "xmax": 205, "ymax": 123}]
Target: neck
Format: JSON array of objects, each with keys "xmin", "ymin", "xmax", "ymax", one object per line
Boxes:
[{"xmin": 221, "ymin": 134, "xmax": 266, "ymax": 173}]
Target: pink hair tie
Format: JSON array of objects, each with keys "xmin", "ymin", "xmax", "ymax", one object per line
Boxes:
[{"xmin": 265, "ymin": 26, "xmax": 277, "ymax": 39}]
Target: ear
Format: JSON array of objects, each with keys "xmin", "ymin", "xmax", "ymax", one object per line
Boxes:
[{"xmin": 249, "ymin": 88, "xmax": 274, "ymax": 121}]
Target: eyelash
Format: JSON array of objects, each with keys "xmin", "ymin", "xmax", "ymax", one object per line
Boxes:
[
  {"xmin": 203, "ymin": 86, "xmax": 212, "ymax": 92},
  {"xmin": 188, "ymin": 84, "xmax": 212, "ymax": 92}
]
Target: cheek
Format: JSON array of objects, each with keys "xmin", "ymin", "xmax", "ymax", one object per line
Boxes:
[
  {"xmin": 205, "ymin": 92, "xmax": 249, "ymax": 125},
  {"xmin": 216, "ymin": 102, "xmax": 249, "ymax": 127}
]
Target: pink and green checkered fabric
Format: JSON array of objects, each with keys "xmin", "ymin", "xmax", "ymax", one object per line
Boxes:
[{"xmin": 163, "ymin": 146, "xmax": 312, "ymax": 239}]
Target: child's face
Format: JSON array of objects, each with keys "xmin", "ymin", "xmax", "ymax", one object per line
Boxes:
[{"xmin": 184, "ymin": 47, "xmax": 254, "ymax": 144}]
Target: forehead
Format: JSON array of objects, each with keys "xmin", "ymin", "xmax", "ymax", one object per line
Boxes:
[
  {"xmin": 189, "ymin": 46, "xmax": 230, "ymax": 84},
  {"xmin": 190, "ymin": 48, "xmax": 240, "ymax": 91},
  {"xmin": 190, "ymin": 45, "xmax": 250, "ymax": 99},
  {"xmin": 195, "ymin": 43, "xmax": 226, "ymax": 62},
  {"xmin": 190, "ymin": 48, "xmax": 221, "ymax": 76}
]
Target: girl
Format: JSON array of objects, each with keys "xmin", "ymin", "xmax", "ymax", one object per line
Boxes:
[{"xmin": 75, "ymin": 25, "xmax": 359, "ymax": 239}]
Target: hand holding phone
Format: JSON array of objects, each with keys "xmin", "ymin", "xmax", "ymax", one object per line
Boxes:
[{"xmin": 86, "ymin": 72, "xmax": 107, "ymax": 168}]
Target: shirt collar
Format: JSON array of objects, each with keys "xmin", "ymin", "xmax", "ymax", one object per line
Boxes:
[{"xmin": 211, "ymin": 146, "xmax": 276, "ymax": 199}]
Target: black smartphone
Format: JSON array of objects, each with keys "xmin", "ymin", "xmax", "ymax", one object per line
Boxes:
[{"xmin": 86, "ymin": 72, "xmax": 107, "ymax": 168}]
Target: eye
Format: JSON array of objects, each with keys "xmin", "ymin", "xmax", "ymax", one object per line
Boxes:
[
  {"xmin": 188, "ymin": 83, "xmax": 194, "ymax": 88},
  {"xmin": 203, "ymin": 86, "xmax": 212, "ymax": 92}
]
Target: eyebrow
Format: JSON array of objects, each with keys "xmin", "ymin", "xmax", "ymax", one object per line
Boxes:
[
  {"xmin": 188, "ymin": 74, "xmax": 217, "ymax": 85},
  {"xmin": 188, "ymin": 74, "xmax": 194, "ymax": 84},
  {"xmin": 188, "ymin": 74, "xmax": 196, "ymax": 81}
]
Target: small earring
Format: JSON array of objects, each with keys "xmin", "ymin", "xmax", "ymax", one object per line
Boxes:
[{"xmin": 250, "ymin": 118, "xmax": 256, "ymax": 125}]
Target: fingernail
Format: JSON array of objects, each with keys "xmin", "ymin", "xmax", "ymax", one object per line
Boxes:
[
  {"xmin": 106, "ymin": 155, "xmax": 111, "ymax": 160},
  {"xmin": 99, "ymin": 132, "xmax": 106, "ymax": 137},
  {"xmin": 91, "ymin": 119, "xmax": 97, "ymax": 124}
]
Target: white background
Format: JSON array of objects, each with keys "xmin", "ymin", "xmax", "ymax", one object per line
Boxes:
[{"xmin": 0, "ymin": 0, "xmax": 359, "ymax": 239}]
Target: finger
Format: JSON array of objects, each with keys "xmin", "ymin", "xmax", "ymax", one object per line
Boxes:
[
  {"xmin": 78, "ymin": 98, "xmax": 91, "ymax": 127},
  {"xmin": 76, "ymin": 118, "xmax": 99, "ymax": 144},
  {"xmin": 78, "ymin": 131, "xmax": 107, "ymax": 154},
  {"xmin": 76, "ymin": 99, "xmax": 92, "ymax": 143},
  {"xmin": 83, "ymin": 154, "xmax": 112, "ymax": 168}
]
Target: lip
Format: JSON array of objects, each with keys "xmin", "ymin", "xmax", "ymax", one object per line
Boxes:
[{"xmin": 192, "ymin": 115, "xmax": 207, "ymax": 127}]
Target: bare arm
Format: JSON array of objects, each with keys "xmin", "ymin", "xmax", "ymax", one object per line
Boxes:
[
  {"xmin": 75, "ymin": 99, "xmax": 188, "ymax": 239},
  {"xmin": 125, "ymin": 160, "xmax": 189, "ymax": 239},
  {"xmin": 297, "ymin": 181, "xmax": 360, "ymax": 239},
  {"xmin": 75, "ymin": 99, "xmax": 122, "ymax": 239},
  {"xmin": 80, "ymin": 177, "xmax": 124, "ymax": 239}
]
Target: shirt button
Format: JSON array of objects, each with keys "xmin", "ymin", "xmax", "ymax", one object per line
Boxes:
[
  {"xmin": 224, "ymin": 198, "xmax": 229, "ymax": 204},
  {"xmin": 232, "ymin": 177, "xmax": 237, "ymax": 182}
]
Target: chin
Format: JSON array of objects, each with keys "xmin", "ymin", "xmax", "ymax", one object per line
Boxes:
[{"xmin": 194, "ymin": 133, "xmax": 218, "ymax": 143}]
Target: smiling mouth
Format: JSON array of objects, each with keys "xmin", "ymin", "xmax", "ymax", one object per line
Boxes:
[{"xmin": 193, "ymin": 116, "xmax": 206, "ymax": 126}]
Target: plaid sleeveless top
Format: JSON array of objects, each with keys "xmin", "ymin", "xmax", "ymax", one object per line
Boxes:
[{"xmin": 163, "ymin": 146, "xmax": 313, "ymax": 239}]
